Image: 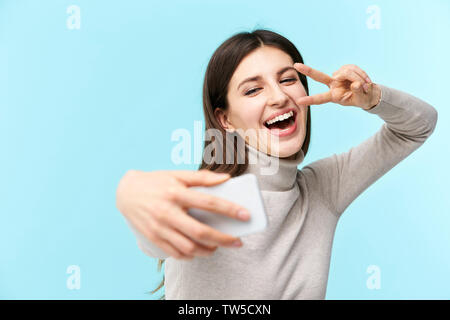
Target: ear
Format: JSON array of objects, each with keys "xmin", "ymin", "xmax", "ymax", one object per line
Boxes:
[{"xmin": 214, "ymin": 108, "xmax": 235, "ymax": 132}]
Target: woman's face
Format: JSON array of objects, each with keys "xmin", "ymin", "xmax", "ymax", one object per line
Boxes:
[{"xmin": 215, "ymin": 46, "xmax": 308, "ymax": 158}]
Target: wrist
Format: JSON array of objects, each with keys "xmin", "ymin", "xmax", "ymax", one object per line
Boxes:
[{"xmin": 363, "ymin": 84, "xmax": 381, "ymax": 110}]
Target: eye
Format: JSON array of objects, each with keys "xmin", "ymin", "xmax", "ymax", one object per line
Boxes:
[
  {"xmin": 244, "ymin": 78, "xmax": 297, "ymax": 96},
  {"xmin": 244, "ymin": 88, "xmax": 260, "ymax": 96},
  {"xmin": 280, "ymin": 78, "xmax": 297, "ymax": 83}
]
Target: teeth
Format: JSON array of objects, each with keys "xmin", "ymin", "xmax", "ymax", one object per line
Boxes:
[{"xmin": 266, "ymin": 111, "xmax": 294, "ymax": 125}]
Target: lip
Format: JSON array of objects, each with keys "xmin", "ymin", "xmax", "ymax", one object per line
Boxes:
[{"xmin": 263, "ymin": 108, "xmax": 298, "ymax": 138}]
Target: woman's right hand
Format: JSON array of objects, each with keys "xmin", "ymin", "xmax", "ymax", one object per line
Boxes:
[{"xmin": 116, "ymin": 169, "xmax": 251, "ymax": 260}]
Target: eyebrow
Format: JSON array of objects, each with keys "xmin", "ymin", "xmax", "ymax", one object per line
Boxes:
[{"xmin": 236, "ymin": 66, "xmax": 297, "ymax": 91}]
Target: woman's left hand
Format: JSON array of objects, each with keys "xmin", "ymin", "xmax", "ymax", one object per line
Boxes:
[{"xmin": 293, "ymin": 63, "xmax": 381, "ymax": 110}]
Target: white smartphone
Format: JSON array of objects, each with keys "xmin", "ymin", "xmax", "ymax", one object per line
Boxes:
[{"xmin": 187, "ymin": 173, "xmax": 268, "ymax": 237}]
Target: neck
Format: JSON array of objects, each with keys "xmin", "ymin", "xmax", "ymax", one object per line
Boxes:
[{"xmin": 243, "ymin": 143, "xmax": 304, "ymax": 192}]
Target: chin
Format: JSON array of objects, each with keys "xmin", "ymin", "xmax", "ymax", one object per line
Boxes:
[
  {"xmin": 268, "ymin": 139, "xmax": 303, "ymax": 158},
  {"xmin": 245, "ymin": 126, "xmax": 305, "ymax": 158},
  {"xmin": 274, "ymin": 148, "xmax": 301, "ymax": 159}
]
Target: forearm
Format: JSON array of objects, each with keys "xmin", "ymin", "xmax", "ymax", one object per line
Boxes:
[
  {"xmin": 364, "ymin": 84, "xmax": 438, "ymax": 140},
  {"xmin": 331, "ymin": 84, "xmax": 437, "ymax": 216}
]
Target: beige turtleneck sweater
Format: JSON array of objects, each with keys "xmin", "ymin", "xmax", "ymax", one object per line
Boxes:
[{"xmin": 125, "ymin": 84, "xmax": 437, "ymax": 299}]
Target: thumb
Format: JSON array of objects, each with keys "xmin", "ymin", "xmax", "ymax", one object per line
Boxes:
[
  {"xmin": 171, "ymin": 169, "xmax": 231, "ymax": 187},
  {"xmin": 351, "ymin": 81, "xmax": 364, "ymax": 94}
]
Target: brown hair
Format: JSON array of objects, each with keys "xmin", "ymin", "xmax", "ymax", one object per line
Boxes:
[{"xmin": 150, "ymin": 28, "xmax": 311, "ymax": 300}]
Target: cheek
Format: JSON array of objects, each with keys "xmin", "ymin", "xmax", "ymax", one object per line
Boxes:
[
  {"xmin": 232, "ymin": 100, "xmax": 265, "ymax": 128},
  {"xmin": 287, "ymin": 83, "xmax": 307, "ymax": 99},
  {"xmin": 241, "ymin": 109, "xmax": 263, "ymax": 128}
]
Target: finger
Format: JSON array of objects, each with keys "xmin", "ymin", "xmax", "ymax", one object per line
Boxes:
[
  {"xmin": 350, "ymin": 70, "xmax": 370, "ymax": 93},
  {"xmin": 333, "ymin": 68, "xmax": 366, "ymax": 85},
  {"xmin": 169, "ymin": 209, "xmax": 242, "ymax": 248},
  {"xmin": 296, "ymin": 91, "xmax": 332, "ymax": 106},
  {"xmin": 130, "ymin": 216, "xmax": 193, "ymax": 259},
  {"xmin": 173, "ymin": 188, "xmax": 250, "ymax": 221},
  {"xmin": 350, "ymin": 81, "xmax": 364, "ymax": 94},
  {"xmin": 334, "ymin": 70, "xmax": 369, "ymax": 94},
  {"xmin": 153, "ymin": 235, "xmax": 194, "ymax": 260},
  {"xmin": 348, "ymin": 65, "xmax": 371, "ymax": 84},
  {"xmin": 294, "ymin": 62, "xmax": 332, "ymax": 86},
  {"xmin": 169, "ymin": 185, "xmax": 248, "ymax": 222},
  {"xmin": 170, "ymin": 169, "xmax": 231, "ymax": 187},
  {"xmin": 158, "ymin": 225, "xmax": 217, "ymax": 257}
]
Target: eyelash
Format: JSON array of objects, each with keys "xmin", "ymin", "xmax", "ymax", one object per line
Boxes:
[{"xmin": 244, "ymin": 78, "xmax": 297, "ymax": 96}]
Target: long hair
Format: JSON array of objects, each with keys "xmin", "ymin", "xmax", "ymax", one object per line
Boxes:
[{"xmin": 150, "ymin": 28, "xmax": 311, "ymax": 300}]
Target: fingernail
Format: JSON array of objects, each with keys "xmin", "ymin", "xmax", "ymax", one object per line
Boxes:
[
  {"xmin": 363, "ymin": 83, "xmax": 369, "ymax": 93},
  {"xmin": 232, "ymin": 240, "xmax": 242, "ymax": 247},
  {"xmin": 237, "ymin": 210, "xmax": 250, "ymax": 221},
  {"xmin": 365, "ymin": 77, "xmax": 371, "ymax": 84}
]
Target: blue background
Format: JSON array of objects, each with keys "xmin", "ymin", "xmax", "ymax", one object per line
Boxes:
[{"xmin": 1, "ymin": 0, "xmax": 449, "ymax": 299}]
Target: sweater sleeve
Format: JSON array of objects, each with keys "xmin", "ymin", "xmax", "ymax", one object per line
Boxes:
[
  {"xmin": 125, "ymin": 217, "xmax": 170, "ymax": 259},
  {"xmin": 302, "ymin": 84, "xmax": 438, "ymax": 217}
]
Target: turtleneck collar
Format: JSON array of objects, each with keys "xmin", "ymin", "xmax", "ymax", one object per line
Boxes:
[{"xmin": 243, "ymin": 143, "xmax": 304, "ymax": 192}]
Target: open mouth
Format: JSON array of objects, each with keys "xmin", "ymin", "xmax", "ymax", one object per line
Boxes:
[{"xmin": 263, "ymin": 110, "xmax": 297, "ymax": 137}]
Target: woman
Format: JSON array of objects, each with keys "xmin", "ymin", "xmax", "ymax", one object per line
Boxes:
[{"xmin": 116, "ymin": 29, "xmax": 438, "ymax": 299}]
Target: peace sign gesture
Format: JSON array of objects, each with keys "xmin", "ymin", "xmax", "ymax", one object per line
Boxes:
[{"xmin": 294, "ymin": 63, "xmax": 381, "ymax": 110}]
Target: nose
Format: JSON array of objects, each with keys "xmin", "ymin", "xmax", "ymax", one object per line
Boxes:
[{"xmin": 266, "ymin": 82, "xmax": 289, "ymax": 108}]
